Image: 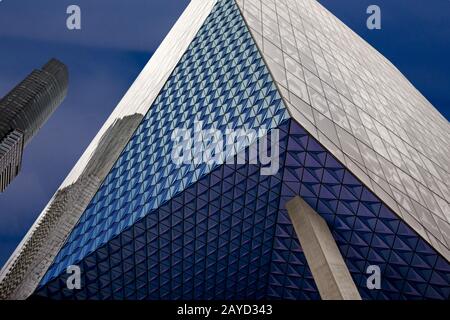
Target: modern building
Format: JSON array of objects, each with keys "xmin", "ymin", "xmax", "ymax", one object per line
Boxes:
[
  {"xmin": 0, "ymin": 59, "xmax": 68, "ymax": 192},
  {"xmin": 1, "ymin": 0, "xmax": 449, "ymax": 300}
]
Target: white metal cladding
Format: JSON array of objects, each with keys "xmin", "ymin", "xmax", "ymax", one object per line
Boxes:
[{"xmin": 236, "ymin": 0, "xmax": 450, "ymax": 260}]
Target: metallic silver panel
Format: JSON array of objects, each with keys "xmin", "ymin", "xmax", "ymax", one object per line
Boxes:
[{"xmin": 237, "ymin": 0, "xmax": 450, "ymax": 260}]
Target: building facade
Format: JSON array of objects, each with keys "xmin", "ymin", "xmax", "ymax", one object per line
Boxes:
[
  {"xmin": 1, "ymin": 0, "xmax": 449, "ymax": 300},
  {"xmin": 0, "ymin": 59, "xmax": 68, "ymax": 192}
]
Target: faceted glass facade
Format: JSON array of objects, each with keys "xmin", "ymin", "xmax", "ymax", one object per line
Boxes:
[
  {"xmin": 35, "ymin": 119, "xmax": 450, "ymax": 300},
  {"xmin": 33, "ymin": 0, "xmax": 450, "ymax": 300},
  {"xmin": 39, "ymin": 0, "xmax": 288, "ymax": 286}
]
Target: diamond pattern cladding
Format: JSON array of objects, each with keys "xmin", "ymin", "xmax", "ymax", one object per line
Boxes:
[
  {"xmin": 34, "ymin": 119, "xmax": 450, "ymax": 300},
  {"xmin": 33, "ymin": 0, "xmax": 450, "ymax": 300},
  {"xmin": 39, "ymin": 0, "xmax": 288, "ymax": 285}
]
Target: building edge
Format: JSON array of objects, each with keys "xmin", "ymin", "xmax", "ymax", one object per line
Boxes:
[
  {"xmin": 234, "ymin": 0, "xmax": 450, "ymax": 261},
  {"xmin": 0, "ymin": 0, "xmax": 218, "ymax": 300}
]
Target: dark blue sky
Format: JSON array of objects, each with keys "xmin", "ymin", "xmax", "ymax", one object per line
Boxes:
[{"xmin": 0, "ymin": 0, "xmax": 448, "ymax": 267}]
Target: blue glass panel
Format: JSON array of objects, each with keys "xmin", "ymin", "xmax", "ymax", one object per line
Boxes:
[{"xmin": 40, "ymin": 0, "xmax": 288, "ymax": 285}]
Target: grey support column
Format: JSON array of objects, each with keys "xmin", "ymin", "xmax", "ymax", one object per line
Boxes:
[{"xmin": 286, "ymin": 196, "xmax": 361, "ymax": 300}]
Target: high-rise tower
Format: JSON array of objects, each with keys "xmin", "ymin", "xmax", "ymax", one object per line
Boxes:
[
  {"xmin": 1, "ymin": 0, "xmax": 448, "ymax": 300},
  {"xmin": 0, "ymin": 59, "xmax": 68, "ymax": 192}
]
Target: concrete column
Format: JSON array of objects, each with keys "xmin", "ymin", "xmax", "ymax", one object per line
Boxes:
[{"xmin": 286, "ymin": 196, "xmax": 361, "ymax": 300}]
